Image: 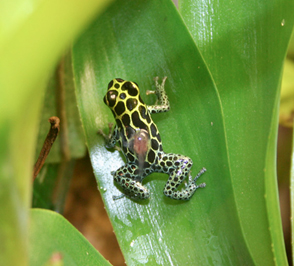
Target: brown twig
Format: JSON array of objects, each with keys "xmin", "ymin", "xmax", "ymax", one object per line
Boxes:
[{"xmin": 33, "ymin": 116, "xmax": 60, "ymax": 181}]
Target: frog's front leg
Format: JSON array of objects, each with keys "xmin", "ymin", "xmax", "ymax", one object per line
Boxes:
[
  {"xmin": 158, "ymin": 153, "xmax": 206, "ymax": 200},
  {"xmin": 113, "ymin": 164, "xmax": 150, "ymax": 200},
  {"xmin": 98, "ymin": 123, "xmax": 119, "ymax": 150}
]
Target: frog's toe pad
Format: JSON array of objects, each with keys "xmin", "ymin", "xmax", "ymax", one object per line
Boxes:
[
  {"xmin": 193, "ymin": 167, "xmax": 207, "ymax": 182},
  {"xmin": 198, "ymin": 182, "xmax": 206, "ymax": 188},
  {"xmin": 113, "ymin": 194, "xmax": 125, "ymax": 200},
  {"xmin": 97, "ymin": 129, "xmax": 105, "ymax": 136}
]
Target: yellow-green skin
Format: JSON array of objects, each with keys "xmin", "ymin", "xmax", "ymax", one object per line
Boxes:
[{"xmin": 101, "ymin": 77, "xmax": 206, "ymax": 200}]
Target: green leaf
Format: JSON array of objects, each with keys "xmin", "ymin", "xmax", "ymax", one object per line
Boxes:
[
  {"xmin": 72, "ymin": 0, "xmax": 260, "ymax": 264},
  {"xmin": 287, "ymin": 31, "xmax": 294, "ymax": 58},
  {"xmin": 180, "ymin": 0, "xmax": 294, "ymax": 265},
  {"xmin": 0, "ymin": 0, "xmax": 113, "ymax": 265},
  {"xmin": 29, "ymin": 209, "xmax": 111, "ymax": 266},
  {"xmin": 280, "ymin": 58, "xmax": 294, "ymax": 127},
  {"xmin": 32, "ymin": 160, "xmax": 75, "ymax": 213},
  {"xmin": 291, "ymin": 125, "xmax": 294, "ymax": 263},
  {"xmin": 33, "ymin": 52, "xmax": 86, "ymax": 212},
  {"xmin": 35, "ymin": 53, "xmax": 86, "ymax": 163},
  {"xmin": 32, "ymin": 164, "xmax": 59, "ymax": 209}
]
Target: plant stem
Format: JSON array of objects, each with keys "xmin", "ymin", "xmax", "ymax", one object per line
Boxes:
[{"xmin": 33, "ymin": 116, "xmax": 60, "ymax": 181}]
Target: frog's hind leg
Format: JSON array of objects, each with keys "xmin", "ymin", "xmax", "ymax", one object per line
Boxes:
[
  {"xmin": 157, "ymin": 153, "xmax": 206, "ymax": 200},
  {"xmin": 112, "ymin": 164, "xmax": 150, "ymax": 200}
]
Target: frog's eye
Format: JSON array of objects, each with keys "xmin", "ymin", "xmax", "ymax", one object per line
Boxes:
[
  {"xmin": 122, "ymin": 82, "xmax": 138, "ymax": 97},
  {"xmin": 105, "ymin": 90, "xmax": 118, "ymax": 107}
]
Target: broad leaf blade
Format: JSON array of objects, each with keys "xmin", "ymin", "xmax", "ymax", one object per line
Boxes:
[
  {"xmin": 0, "ymin": 0, "xmax": 114, "ymax": 265},
  {"xmin": 280, "ymin": 58, "xmax": 294, "ymax": 127},
  {"xmin": 73, "ymin": 0, "xmax": 254, "ymax": 264},
  {"xmin": 32, "ymin": 164, "xmax": 59, "ymax": 209},
  {"xmin": 180, "ymin": 0, "xmax": 294, "ymax": 264},
  {"xmin": 29, "ymin": 209, "xmax": 111, "ymax": 266},
  {"xmin": 291, "ymin": 124, "xmax": 294, "ymax": 263},
  {"xmin": 35, "ymin": 53, "xmax": 86, "ymax": 163}
]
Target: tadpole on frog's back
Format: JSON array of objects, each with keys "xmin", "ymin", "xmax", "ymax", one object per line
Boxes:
[{"xmin": 129, "ymin": 129, "xmax": 150, "ymax": 178}]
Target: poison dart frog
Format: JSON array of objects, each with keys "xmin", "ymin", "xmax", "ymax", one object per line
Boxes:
[{"xmin": 98, "ymin": 77, "xmax": 206, "ymax": 200}]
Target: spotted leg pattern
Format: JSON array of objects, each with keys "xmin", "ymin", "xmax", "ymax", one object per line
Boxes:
[{"xmin": 155, "ymin": 153, "xmax": 206, "ymax": 200}]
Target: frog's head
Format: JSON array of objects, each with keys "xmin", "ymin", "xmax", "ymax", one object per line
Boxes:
[{"xmin": 104, "ymin": 78, "xmax": 144, "ymax": 118}]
